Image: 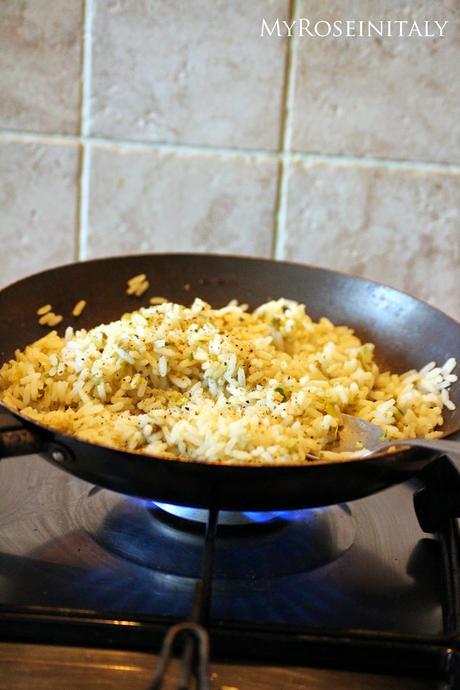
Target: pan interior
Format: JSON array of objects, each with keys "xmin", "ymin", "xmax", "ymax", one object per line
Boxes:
[{"xmin": 0, "ymin": 254, "xmax": 458, "ymax": 469}]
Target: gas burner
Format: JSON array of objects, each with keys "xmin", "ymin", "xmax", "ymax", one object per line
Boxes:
[
  {"xmin": 0, "ymin": 456, "xmax": 451, "ymax": 638},
  {"xmin": 151, "ymin": 502, "xmax": 302, "ymax": 526},
  {"xmin": 76, "ymin": 490, "xmax": 356, "ymax": 579}
]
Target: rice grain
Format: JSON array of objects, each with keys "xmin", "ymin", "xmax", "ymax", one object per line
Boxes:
[{"xmin": 0, "ymin": 298, "xmax": 456, "ymax": 465}]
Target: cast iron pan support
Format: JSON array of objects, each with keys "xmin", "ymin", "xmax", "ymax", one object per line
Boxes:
[
  {"xmin": 149, "ymin": 508, "xmax": 219, "ymax": 690},
  {"xmin": 413, "ymin": 456, "xmax": 460, "ymax": 688}
]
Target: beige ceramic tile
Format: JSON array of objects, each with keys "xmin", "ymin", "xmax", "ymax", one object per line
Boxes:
[
  {"xmin": 85, "ymin": 144, "xmax": 277, "ymax": 258},
  {"xmin": 0, "ymin": 139, "xmax": 79, "ymax": 287},
  {"xmin": 281, "ymin": 160, "xmax": 460, "ymax": 320},
  {"xmin": 0, "ymin": 1, "xmax": 83, "ymax": 134},
  {"xmin": 89, "ymin": 0, "xmax": 288, "ymax": 149},
  {"xmin": 292, "ymin": 0, "xmax": 460, "ymax": 163}
]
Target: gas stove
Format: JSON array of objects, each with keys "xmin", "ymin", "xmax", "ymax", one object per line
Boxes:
[{"xmin": 0, "ymin": 450, "xmax": 458, "ymax": 689}]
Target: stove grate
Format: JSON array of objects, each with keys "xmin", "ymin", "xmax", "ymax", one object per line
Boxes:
[{"xmin": 0, "ymin": 457, "xmax": 459, "ymax": 688}]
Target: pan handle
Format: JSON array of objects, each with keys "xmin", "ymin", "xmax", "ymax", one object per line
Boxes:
[{"xmin": 0, "ymin": 413, "xmax": 44, "ymax": 458}]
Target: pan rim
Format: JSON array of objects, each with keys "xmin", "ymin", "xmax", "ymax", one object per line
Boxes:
[
  {"xmin": 1, "ymin": 250, "xmax": 459, "ymax": 328},
  {"xmin": 0, "ymin": 401, "xmax": 454, "ymax": 469}
]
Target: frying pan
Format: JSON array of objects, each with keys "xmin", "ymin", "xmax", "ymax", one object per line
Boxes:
[{"xmin": 0, "ymin": 254, "xmax": 458, "ymax": 510}]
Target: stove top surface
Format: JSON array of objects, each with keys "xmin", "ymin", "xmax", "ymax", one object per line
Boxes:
[
  {"xmin": 0, "ymin": 642, "xmax": 444, "ymax": 690},
  {"xmin": 0, "ymin": 454, "xmax": 458, "ymax": 689},
  {"xmin": 0, "ymin": 455, "xmax": 443, "ymax": 633}
]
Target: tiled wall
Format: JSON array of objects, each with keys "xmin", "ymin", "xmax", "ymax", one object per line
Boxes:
[{"xmin": 0, "ymin": 0, "xmax": 459, "ymax": 319}]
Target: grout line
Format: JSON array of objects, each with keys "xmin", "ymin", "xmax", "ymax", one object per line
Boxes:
[
  {"xmin": 279, "ymin": 2, "xmax": 298, "ymax": 156},
  {"xmin": 87, "ymin": 136, "xmax": 279, "ymax": 159},
  {"xmin": 272, "ymin": 0, "xmax": 300, "ymax": 259},
  {"xmin": 272, "ymin": 158, "xmax": 289, "ymax": 257},
  {"xmin": 270, "ymin": 0, "xmax": 295, "ymax": 257},
  {"xmin": 0, "ymin": 128, "xmax": 279, "ymax": 160},
  {"xmin": 270, "ymin": 160, "xmax": 284, "ymax": 257},
  {"xmin": 80, "ymin": 0, "xmax": 93, "ymax": 140},
  {"xmin": 74, "ymin": 1, "xmax": 87, "ymax": 262},
  {"xmin": 0, "ymin": 130, "xmax": 80, "ymax": 146},
  {"xmin": 74, "ymin": 144, "xmax": 84, "ymax": 261},
  {"xmin": 78, "ymin": 146, "xmax": 91, "ymax": 260},
  {"xmin": 1, "ymin": 128, "xmax": 460, "ymax": 174},
  {"xmin": 77, "ymin": 0, "xmax": 94, "ymax": 260},
  {"xmin": 289, "ymin": 151, "xmax": 460, "ymax": 174}
]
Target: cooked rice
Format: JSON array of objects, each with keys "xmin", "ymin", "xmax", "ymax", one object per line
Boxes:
[
  {"xmin": 48, "ymin": 314, "xmax": 63, "ymax": 326},
  {"xmin": 126, "ymin": 273, "xmax": 149, "ymax": 297},
  {"xmin": 38, "ymin": 313, "xmax": 54, "ymax": 326},
  {"xmin": 0, "ymin": 298, "xmax": 456, "ymax": 465},
  {"xmin": 72, "ymin": 300, "xmax": 87, "ymax": 317},
  {"xmin": 37, "ymin": 304, "xmax": 52, "ymax": 316},
  {"xmin": 38, "ymin": 311, "xmax": 63, "ymax": 327},
  {"xmin": 149, "ymin": 296, "xmax": 168, "ymax": 305}
]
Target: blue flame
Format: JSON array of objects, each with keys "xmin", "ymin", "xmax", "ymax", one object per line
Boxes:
[
  {"xmin": 241, "ymin": 508, "xmax": 317, "ymax": 523},
  {"xmin": 150, "ymin": 500, "xmax": 319, "ymax": 525}
]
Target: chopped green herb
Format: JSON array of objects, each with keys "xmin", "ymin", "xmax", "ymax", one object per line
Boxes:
[
  {"xmin": 188, "ymin": 352, "xmax": 194, "ymax": 361},
  {"xmin": 358, "ymin": 343, "xmax": 374, "ymax": 370},
  {"xmin": 378, "ymin": 432, "xmax": 387, "ymax": 442},
  {"xmin": 275, "ymin": 386, "xmax": 287, "ymax": 402}
]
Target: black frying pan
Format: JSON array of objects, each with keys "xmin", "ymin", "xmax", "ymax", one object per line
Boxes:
[{"xmin": 0, "ymin": 254, "xmax": 459, "ymax": 510}]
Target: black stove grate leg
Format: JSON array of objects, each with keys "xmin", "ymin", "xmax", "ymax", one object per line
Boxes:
[
  {"xmin": 439, "ymin": 520, "xmax": 459, "ymax": 636},
  {"xmin": 413, "ymin": 455, "xmax": 460, "ymax": 636},
  {"xmin": 196, "ymin": 507, "xmax": 219, "ymax": 625},
  {"xmin": 413, "ymin": 455, "xmax": 460, "ymax": 689},
  {"xmin": 149, "ymin": 507, "xmax": 219, "ymax": 690},
  {"xmin": 149, "ymin": 622, "xmax": 210, "ymax": 690}
]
